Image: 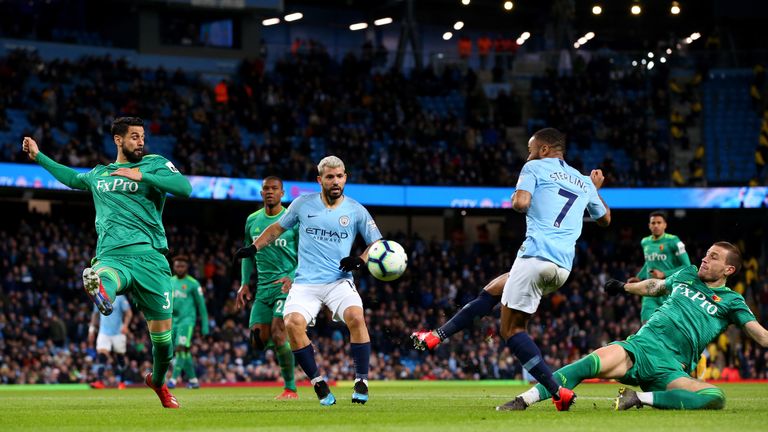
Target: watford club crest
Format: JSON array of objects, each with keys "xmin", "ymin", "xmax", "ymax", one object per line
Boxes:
[
  {"xmin": 182, "ymin": 284, "xmax": 187, "ymax": 290},
  {"xmin": 712, "ymin": 294, "xmax": 721, "ymax": 303},
  {"xmin": 659, "ymin": 244, "xmax": 664, "ymax": 251}
]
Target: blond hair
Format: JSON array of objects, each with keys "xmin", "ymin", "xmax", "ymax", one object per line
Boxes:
[{"xmin": 317, "ymin": 155, "xmax": 345, "ymax": 175}]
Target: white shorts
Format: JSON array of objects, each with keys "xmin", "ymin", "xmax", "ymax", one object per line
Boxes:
[
  {"xmin": 96, "ymin": 333, "xmax": 127, "ymax": 354},
  {"xmin": 283, "ymin": 279, "xmax": 363, "ymax": 327},
  {"xmin": 501, "ymin": 257, "xmax": 570, "ymax": 314}
]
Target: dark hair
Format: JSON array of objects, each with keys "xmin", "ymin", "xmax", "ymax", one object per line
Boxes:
[
  {"xmin": 263, "ymin": 176, "xmax": 284, "ymax": 188},
  {"xmin": 713, "ymin": 241, "xmax": 742, "ymax": 274},
  {"xmin": 532, "ymin": 128, "xmax": 566, "ymax": 153},
  {"xmin": 111, "ymin": 117, "xmax": 144, "ymax": 137},
  {"xmin": 172, "ymin": 255, "xmax": 189, "ymax": 263},
  {"xmin": 649, "ymin": 211, "xmax": 668, "ymax": 222}
]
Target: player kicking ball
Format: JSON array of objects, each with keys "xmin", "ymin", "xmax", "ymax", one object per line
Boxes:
[
  {"xmin": 23, "ymin": 117, "xmax": 192, "ymax": 408},
  {"xmin": 414, "ymin": 128, "xmax": 611, "ymax": 411},
  {"xmin": 499, "ymin": 242, "xmax": 768, "ymax": 411}
]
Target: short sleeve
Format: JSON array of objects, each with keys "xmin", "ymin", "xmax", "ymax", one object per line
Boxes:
[
  {"xmin": 515, "ymin": 162, "xmax": 537, "ymax": 194},
  {"xmin": 663, "ymin": 265, "xmax": 696, "ymax": 289},
  {"xmin": 729, "ymin": 296, "xmax": 757, "ymax": 327},
  {"xmin": 586, "ymin": 185, "xmax": 607, "ymax": 220},
  {"xmin": 279, "ymin": 196, "xmax": 304, "ymax": 229},
  {"xmin": 356, "ymin": 205, "xmax": 382, "ymax": 245}
]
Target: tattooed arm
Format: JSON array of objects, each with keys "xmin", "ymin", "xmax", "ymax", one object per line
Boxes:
[
  {"xmin": 624, "ymin": 278, "xmax": 669, "ymax": 297},
  {"xmin": 253, "ymin": 222, "xmax": 287, "ymax": 251}
]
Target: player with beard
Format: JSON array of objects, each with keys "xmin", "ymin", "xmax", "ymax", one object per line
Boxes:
[
  {"xmin": 236, "ymin": 156, "xmax": 382, "ymax": 406},
  {"xmin": 500, "ymin": 242, "xmax": 768, "ymax": 411},
  {"xmin": 22, "ymin": 117, "xmax": 192, "ymax": 408}
]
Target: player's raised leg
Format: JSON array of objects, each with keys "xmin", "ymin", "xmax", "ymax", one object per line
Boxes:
[
  {"xmin": 285, "ymin": 311, "xmax": 335, "ymax": 406},
  {"xmin": 411, "ymin": 273, "xmax": 507, "ymax": 351},
  {"xmin": 83, "ymin": 266, "xmax": 120, "ymax": 316},
  {"xmin": 343, "ymin": 305, "xmax": 371, "ymax": 404}
]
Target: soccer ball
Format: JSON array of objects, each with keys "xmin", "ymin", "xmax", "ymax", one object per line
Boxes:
[{"xmin": 366, "ymin": 240, "xmax": 408, "ymax": 281}]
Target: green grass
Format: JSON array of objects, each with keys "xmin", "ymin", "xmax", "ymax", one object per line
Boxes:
[{"xmin": 1, "ymin": 382, "xmax": 766, "ymax": 431}]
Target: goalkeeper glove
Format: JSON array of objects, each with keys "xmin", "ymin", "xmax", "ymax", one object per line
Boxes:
[
  {"xmin": 604, "ymin": 279, "xmax": 626, "ymax": 295},
  {"xmin": 339, "ymin": 256, "xmax": 365, "ymax": 272}
]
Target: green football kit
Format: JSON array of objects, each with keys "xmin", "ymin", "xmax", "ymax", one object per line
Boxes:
[
  {"xmin": 36, "ymin": 151, "xmax": 191, "ymax": 389},
  {"xmin": 637, "ymin": 233, "xmax": 691, "ymax": 321},
  {"xmin": 531, "ymin": 265, "xmax": 755, "ymax": 410},
  {"xmin": 241, "ymin": 206, "xmax": 299, "ymax": 392},
  {"xmin": 241, "ymin": 208, "xmax": 298, "ymax": 327}
]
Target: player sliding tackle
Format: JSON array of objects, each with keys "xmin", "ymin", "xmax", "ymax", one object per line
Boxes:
[
  {"xmin": 500, "ymin": 242, "xmax": 768, "ymax": 411},
  {"xmin": 415, "ymin": 128, "xmax": 611, "ymax": 411}
]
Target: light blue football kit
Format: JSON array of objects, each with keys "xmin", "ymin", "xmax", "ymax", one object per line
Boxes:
[
  {"xmin": 95, "ymin": 295, "xmax": 131, "ymax": 336},
  {"xmin": 279, "ymin": 193, "xmax": 382, "ymax": 284},
  {"xmin": 279, "ymin": 192, "xmax": 382, "ymax": 325},
  {"xmin": 515, "ymin": 158, "xmax": 607, "ymax": 271},
  {"xmin": 502, "ymin": 158, "xmax": 607, "ymax": 313}
]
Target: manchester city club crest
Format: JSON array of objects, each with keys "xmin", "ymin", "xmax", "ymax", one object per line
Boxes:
[{"xmin": 339, "ymin": 215, "xmax": 350, "ymax": 227}]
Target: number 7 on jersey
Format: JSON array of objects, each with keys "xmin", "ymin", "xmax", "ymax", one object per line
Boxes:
[{"xmin": 554, "ymin": 188, "xmax": 578, "ymax": 228}]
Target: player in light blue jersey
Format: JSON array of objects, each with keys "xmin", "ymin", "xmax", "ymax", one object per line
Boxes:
[
  {"xmin": 236, "ymin": 156, "xmax": 382, "ymax": 406},
  {"xmin": 412, "ymin": 128, "xmax": 611, "ymax": 411},
  {"xmin": 88, "ymin": 295, "xmax": 132, "ymax": 389}
]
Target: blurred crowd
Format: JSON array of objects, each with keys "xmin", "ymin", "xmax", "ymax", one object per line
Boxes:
[
  {"xmin": 1, "ymin": 211, "xmax": 766, "ymax": 385},
  {"xmin": 0, "ymin": 46, "xmax": 719, "ymax": 188}
]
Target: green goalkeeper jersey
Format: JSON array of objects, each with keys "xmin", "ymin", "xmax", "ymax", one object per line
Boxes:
[
  {"xmin": 36, "ymin": 152, "xmax": 192, "ymax": 256},
  {"xmin": 639, "ymin": 265, "xmax": 756, "ymax": 374},
  {"xmin": 171, "ymin": 275, "xmax": 209, "ymax": 332},
  {"xmin": 241, "ymin": 208, "xmax": 298, "ymax": 289}
]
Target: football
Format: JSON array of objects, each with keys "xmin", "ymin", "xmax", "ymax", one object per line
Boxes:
[{"xmin": 366, "ymin": 240, "xmax": 408, "ymax": 281}]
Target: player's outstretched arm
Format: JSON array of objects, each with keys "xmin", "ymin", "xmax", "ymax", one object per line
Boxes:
[
  {"xmin": 743, "ymin": 321, "xmax": 768, "ymax": 347},
  {"xmin": 604, "ymin": 278, "xmax": 668, "ymax": 297},
  {"xmin": 22, "ymin": 137, "xmax": 88, "ymax": 190},
  {"xmin": 254, "ymin": 221, "xmax": 286, "ymax": 251}
]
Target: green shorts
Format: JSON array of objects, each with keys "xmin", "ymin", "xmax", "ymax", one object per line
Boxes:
[
  {"xmin": 92, "ymin": 248, "xmax": 173, "ymax": 321},
  {"xmin": 249, "ymin": 286, "xmax": 288, "ymax": 328},
  {"xmin": 612, "ymin": 331, "xmax": 690, "ymax": 392},
  {"xmin": 172, "ymin": 322, "xmax": 195, "ymax": 348}
]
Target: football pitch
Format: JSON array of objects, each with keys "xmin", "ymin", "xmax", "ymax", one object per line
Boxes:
[{"xmin": 1, "ymin": 382, "xmax": 766, "ymax": 432}]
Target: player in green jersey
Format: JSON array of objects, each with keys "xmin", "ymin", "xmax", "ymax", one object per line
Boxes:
[
  {"xmin": 22, "ymin": 117, "xmax": 192, "ymax": 408},
  {"xmin": 236, "ymin": 176, "xmax": 299, "ymax": 400},
  {"xmin": 168, "ymin": 255, "xmax": 209, "ymax": 389},
  {"xmin": 629, "ymin": 211, "xmax": 692, "ymax": 323},
  {"xmin": 499, "ymin": 241, "xmax": 768, "ymax": 411}
]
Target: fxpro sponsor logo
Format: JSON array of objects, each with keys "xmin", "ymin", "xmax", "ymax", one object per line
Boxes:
[
  {"xmin": 645, "ymin": 252, "xmax": 668, "ymax": 262},
  {"xmin": 671, "ymin": 282, "xmax": 718, "ymax": 315},
  {"xmin": 96, "ymin": 178, "xmax": 139, "ymax": 193},
  {"xmin": 305, "ymin": 227, "xmax": 349, "ymax": 243}
]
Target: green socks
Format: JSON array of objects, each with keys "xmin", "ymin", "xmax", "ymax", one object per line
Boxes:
[
  {"xmin": 150, "ymin": 330, "xmax": 174, "ymax": 387},
  {"xmin": 172, "ymin": 351, "xmax": 196, "ymax": 380},
  {"xmin": 534, "ymin": 353, "xmax": 601, "ymax": 399},
  {"xmin": 650, "ymin": 388, "xmax": 725, "ymax": 410},
  {"xmin": 276, "ymin": 342, "xmax": 296, "ymax": 391}
]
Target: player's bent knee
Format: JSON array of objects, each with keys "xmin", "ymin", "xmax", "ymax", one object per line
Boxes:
[{"xmin": 284, "ymin": 313, "xmax": 307, "ymax": 333}]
